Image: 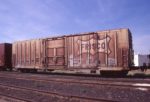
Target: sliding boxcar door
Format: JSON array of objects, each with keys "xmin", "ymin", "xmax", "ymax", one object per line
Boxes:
[{"xmin": 45, "ymin": 38, "xmax": 65, "ymax": 69}]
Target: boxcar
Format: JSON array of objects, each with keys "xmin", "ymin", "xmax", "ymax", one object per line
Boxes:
[
  {"xmin": 12, "ymin": 28, "xmax": 133, "ymax": 75},
  {"xmin": 0, "ymin": 43, "xmax": 12, "ymax": 71}
]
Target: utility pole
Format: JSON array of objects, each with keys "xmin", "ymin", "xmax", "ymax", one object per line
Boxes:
[
  {"xmin": 148, "ymin": 50, "xmax": 150, "ymax": 69},
  {"xmin": 148, "ymin": 54, "xmax": 150, "ymax": 69}
]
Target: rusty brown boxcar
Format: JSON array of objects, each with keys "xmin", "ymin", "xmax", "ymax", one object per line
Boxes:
[
  {"xmin": 12, "ymin": 28, "xmax": 133, "ymax": 75},
  {"xmin": 0, "ymin": 43, "xmax": 12, "ymax": 70}
]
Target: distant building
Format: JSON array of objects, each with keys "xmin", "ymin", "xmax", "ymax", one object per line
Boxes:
[{"xmin": 134, "ymin": 54, "xmax": 150, "ymax": 67}]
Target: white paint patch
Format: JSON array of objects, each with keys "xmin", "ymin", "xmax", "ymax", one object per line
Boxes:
[
  {"xmin": 133, "ymin": 83, "xmax": 150, "ymax": 87},
  {"xmin": 135, "ymin": 88, "xmax": 148, "ymax": 91},
  {"xmin": 133, "ymin": 83, "xmax": 150, "ymax": 91}
]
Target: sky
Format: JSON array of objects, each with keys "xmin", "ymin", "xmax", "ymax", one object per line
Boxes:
[{"xmin": 0, "ymin": 0, "xmax": 150, "ymax": 54}]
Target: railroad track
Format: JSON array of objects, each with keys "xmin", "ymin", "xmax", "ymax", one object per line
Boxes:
[
  {"xmin": 1, "ymin": 71, "xmax": 150, "ymax": 83},
  {"xmin": 0, "ymin": 94, "xmax": 27, "ymax": 102},
  {"xmin": 0, "ymin": 83, "xmax": 115, "ymax": 102},
  {"xmin": 0, "ymin": 72, "xmax": 149, "ymax": 102},
  {"xmin": 0, "ymin": 73, "xmax": 149, "ymax": 90}
]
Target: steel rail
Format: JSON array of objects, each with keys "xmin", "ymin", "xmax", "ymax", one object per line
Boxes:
[{"xmin": 0, "ymin": 83, "xmax": 115, "ymax": 102}]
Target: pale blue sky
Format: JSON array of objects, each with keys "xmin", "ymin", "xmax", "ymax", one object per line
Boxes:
[{"xmin": 0, "ymin": 0, "xmax": 150, "ymax": 54}]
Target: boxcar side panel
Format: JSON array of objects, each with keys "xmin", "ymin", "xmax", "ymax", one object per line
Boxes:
[
  {"xmin": 117, "ymin": 29, "xmax": 131, "ymax": 69},
  {"xmin": 97, "ymin": 31, "xmax": 117, "ymax": 68},
  {"xmin": 12, "ymin": 39, "xmax": 43, "ymax": 69},
  {"xmin": 67, "ymin": 33, "xmax": 98, "ymax": 69},
  {"xmin": 67, "ymin": 28, "xmax": 132, "ymax": 71},
  {"xmin": 97, "ymin": 29, "xmax": 131, "ymax": 71}
]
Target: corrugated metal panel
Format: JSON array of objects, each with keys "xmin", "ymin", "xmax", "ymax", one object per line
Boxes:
[{"xmin": 12, "ymin": 39, "xmax": 43, "ymax": 69}]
